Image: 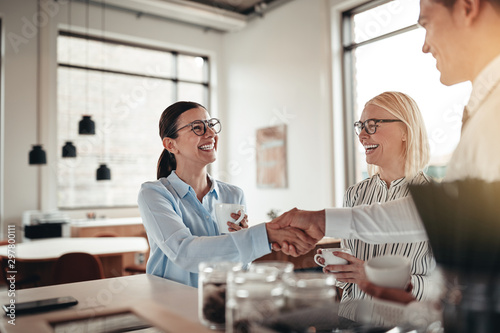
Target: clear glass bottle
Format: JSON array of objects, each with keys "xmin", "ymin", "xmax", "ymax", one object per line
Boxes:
[
  {"xmin": 198, "ymin": 261, "xmax": 242, "ymax": 330},
  {"xmin": 226, "ymin": 269, "xmax": 285, "ymax": 333}
]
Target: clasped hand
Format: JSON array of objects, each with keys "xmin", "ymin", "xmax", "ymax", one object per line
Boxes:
[{"xmin": 266, "ymin": 208, "xmax": 325, "ymax": 256}]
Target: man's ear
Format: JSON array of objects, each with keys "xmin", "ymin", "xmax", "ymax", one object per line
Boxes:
[
  {"xmin": 163, "ymin": 137, "xmax": 178, "ymax": 154},
  {"xmin": 460, "ymin": 0, "xmax": 481, "ymax": 25}
]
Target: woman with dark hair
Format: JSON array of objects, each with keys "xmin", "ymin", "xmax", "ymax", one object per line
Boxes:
[{"xmin": 138, "ymin": 101, "xmax": 313, "ymax": 287}]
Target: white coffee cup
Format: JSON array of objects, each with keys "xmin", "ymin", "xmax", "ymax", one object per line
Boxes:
[
  {"xmin": 215, "ymin": 203, "xmax": 245, "ymax": 234},
  {"xmin": 364, "ymin": 255, "xmax": 411, "ymax": 289},
  {"xmin": 314, "ymin": 248, "xmax": 352, "ymax": 267}
]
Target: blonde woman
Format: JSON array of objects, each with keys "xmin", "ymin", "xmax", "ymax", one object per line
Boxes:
[{"xmin": 323, "ymin": 92, "xmax": 435, "ymax": 303}]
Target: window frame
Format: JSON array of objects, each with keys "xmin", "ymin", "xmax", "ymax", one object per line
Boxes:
[
  {"xmin": 56, "ymin": 30, "xmax": 211, "ymax": 210},
  {"xmin": 341, "ymin": 0, "xmax": 420, "ymax": 187}
]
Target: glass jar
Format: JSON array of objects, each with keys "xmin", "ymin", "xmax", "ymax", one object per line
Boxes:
[
  {"xmin": 226, "ymin": 269, "xmax": 285, "ymax": 333},
  {"xmin": 284, "ymin": 272, "xmax": 337, "ymax": 311},
  {"xmin": 248, "ymin": 261, "xmax": 294, "ymax": 280},
  {"xmin": 198, "ymin": 261, "xmax": 242, "ymax": 330}
]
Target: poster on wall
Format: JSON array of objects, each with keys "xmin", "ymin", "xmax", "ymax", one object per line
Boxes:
[{"xmin": 256, "ymin": 124, "xmax": 287, "ymax": 188}]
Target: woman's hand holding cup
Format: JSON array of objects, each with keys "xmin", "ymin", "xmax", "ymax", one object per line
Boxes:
[
  {"xmin": 314, "ymin": 248, "xmax": 351, "ymax": 269},
  {"xmin": 321, "ymin": 250, "xmax": 367, "ymax": 285},
  {"xmin": 227, "ymin": 211, "xmax": 248, "ymax": 232}
]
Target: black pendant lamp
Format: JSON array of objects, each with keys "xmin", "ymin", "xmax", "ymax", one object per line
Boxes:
[
  {"xmin": 62, "ymin": 2, "xmax": 77, "ymax": 158},
  {"xmin": 79, "ymin": 2, "xmax": 96, "ymax": 136},
  {"xmin": 29, "ymin": 145, "xmax": 47, "ymax": 165},
  {"xmin": 29, "ymin": 0, "xmax": 46, "ymax": 166},
  {"xmin": 96, "ymin": 164, "xmax": 111, "ymax": 180},
  {"xmin": 62, "ymin": 141, "xmax": 77, "ymax": 157},
  {"xmin": 96, "ymin": 1, "xmax": 111, "ymax": 182},
  {"xmin": 79, "ymin": 115, "xmax": 95, "ymax": 134}
]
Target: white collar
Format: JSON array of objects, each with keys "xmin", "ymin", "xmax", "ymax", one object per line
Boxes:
[{"xmin": 466, "ymin": 54, "xmax": 500, "ymax": 116}]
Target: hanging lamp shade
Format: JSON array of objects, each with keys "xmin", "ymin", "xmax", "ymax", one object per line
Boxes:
[
  {"xmin": 96, "ymin": 163, "xmax": 111, "ymax": 180},
  {"xmin": 79, "ymin": 115, "xmax": 95, "ymax": 135},
  {"xmin": 62, "ymin": 141, "xmax": 77, "ymax": 158},
  {"xmin": 29, "ymin": 145, "xmax": 47, "ymax": 165}
]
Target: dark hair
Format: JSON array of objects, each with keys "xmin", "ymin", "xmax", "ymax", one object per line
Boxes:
[
  {"xmin": 433, "ymin": 0, "xmax": 500, "ymax": 9},
  {"xmin": 157, "ymin": 101, "xmax": 206, "ymax": 179}
]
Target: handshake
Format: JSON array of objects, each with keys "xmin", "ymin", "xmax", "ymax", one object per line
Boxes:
[{"xmin": 264, "ymin": 208, "xmax": 326, "ymax": 257}]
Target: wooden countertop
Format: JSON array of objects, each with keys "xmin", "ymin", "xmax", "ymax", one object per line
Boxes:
[{"xmin": 0, "ymin": 274, "xmax": 211, "ymax": 333}]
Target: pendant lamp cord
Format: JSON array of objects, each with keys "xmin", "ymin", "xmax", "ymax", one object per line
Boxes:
[
  {"xmin": 101, "ymin": 0, "xmax": 106, "ymax": 163},
  {"xmin": 36, "ymin": 0, "xmax": 42, "ymax": 206},
  {"xmin": 67, "ymin": 0, "xmax": 71, "ymax": 134},
  {"xmin": 36, "ymin": 0, "xmax": 41, "ymax": 145},
  {"xmin": 86, "ymin": 0, "xmax": 89, "ymax": 119}
]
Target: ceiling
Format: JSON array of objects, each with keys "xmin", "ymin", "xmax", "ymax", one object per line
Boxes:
[
  {"xmin": 183, "ymin": 0, "xmax": 280, "ymax": 16},
  {"xmin": 87, "ymin": 0, "xmax": 292, "ymax": 32}
]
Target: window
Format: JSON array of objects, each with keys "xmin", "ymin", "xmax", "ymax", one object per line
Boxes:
[
  {"xmin": 57, "ymin": 32, "xmax": 210, "ymax": 208},
  {"xmin": 342, "ymin": 0, "xmax": 471, "ymax": 184}
]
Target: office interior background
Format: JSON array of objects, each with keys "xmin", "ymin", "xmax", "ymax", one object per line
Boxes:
[{"xmin": 0, "ymin": 0, "xmax": 471, "ymax": 237}]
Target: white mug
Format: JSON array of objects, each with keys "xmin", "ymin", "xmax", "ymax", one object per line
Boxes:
[
  {"xmin": 215, "ymin": 203, "xmax": 245, "ymax": 234},
  {"xmin": 314, "ymin": 248, "xmax": 352, "ymax": 267},
  {"xmin": 364, "ymin": 255, "xmax": 411, "ymax": 289}
]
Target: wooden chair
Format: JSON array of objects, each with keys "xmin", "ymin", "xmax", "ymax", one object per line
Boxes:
[{"xmin": 52, "ymin": 252, "xmax": 105, "ymax": 285}]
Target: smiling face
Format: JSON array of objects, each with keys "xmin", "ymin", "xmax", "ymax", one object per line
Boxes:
[
  {"xmin": 164, "ymin": 107, "xmax": 218, "ymax": 171},
  {"xmin": 358, "ymin": 104, "xmax": 407, "ymax": 176},
  {"xmin": 419, "ymin": 0, "xmax": 471, "ymax": 85}
]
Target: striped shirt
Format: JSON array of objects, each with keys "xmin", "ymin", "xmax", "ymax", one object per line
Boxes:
[{"xmin": 340, "ymin": 172, "xmax": 436, "ymax": 302}]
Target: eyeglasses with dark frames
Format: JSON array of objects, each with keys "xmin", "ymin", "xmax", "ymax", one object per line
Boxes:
[
  {"xmin": 354, "ymin": 119, "xmax": 403, "ymax": 136},
  {"xmin": 172, "ymin": 118, "xmax": 221, "ymax": 136}
]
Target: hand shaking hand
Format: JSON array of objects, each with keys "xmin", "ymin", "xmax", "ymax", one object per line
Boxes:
[
  {"xmin": 267, "ymin": 208, "xmax": 326, "ymax": 256},
  {"xmin": 265, "ymin": 224, "xmax": 317, "ymax": 257}
]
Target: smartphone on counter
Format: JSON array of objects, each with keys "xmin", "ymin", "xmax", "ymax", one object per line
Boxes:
[{"xmin": 3, "ymin": 296, "xmax": 78, "ymax": 315}]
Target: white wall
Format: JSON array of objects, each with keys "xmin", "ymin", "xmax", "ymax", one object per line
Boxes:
[
  {"xmin": 1, "ymin": 1, "xmax": 41, "ymax": 237},
  {"xmin": 221, "ymin": 0, "xmax": 335, "ymax": 223}
]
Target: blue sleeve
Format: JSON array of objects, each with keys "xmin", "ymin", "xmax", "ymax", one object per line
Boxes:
[{"xmin": 138, "ymin": 183, "xmax": 270, "ymax": 273}]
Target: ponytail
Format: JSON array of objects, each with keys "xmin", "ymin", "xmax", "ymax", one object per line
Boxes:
[{"xmin": 157, "ymin": 149, "xmax": 176, "ymax": 179}]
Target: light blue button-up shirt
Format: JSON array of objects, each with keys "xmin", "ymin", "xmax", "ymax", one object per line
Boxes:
[{"xmin": 138, "ymin": 171, "xmax": 271, "ymax": 287}]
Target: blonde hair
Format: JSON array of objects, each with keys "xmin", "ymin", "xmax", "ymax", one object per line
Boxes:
[{"xmin": 365, "ymin": 91, "xmax": 430, "ymax": 179}]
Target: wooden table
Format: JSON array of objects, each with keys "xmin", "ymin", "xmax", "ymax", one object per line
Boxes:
[
  {"xmin": 0, "ymin": 274, "xmax": 415, "ymax": 333},
  {"xmin": 0, "ymin": 274, "xmax": 211, "ymax": 333},
  {"xmin": 255, "ymin": 237, "xmax": 341, "ymax": 270},
  {"xmin": 0, "ymin": 237, "xmax": 149, "ymax": 287}
]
